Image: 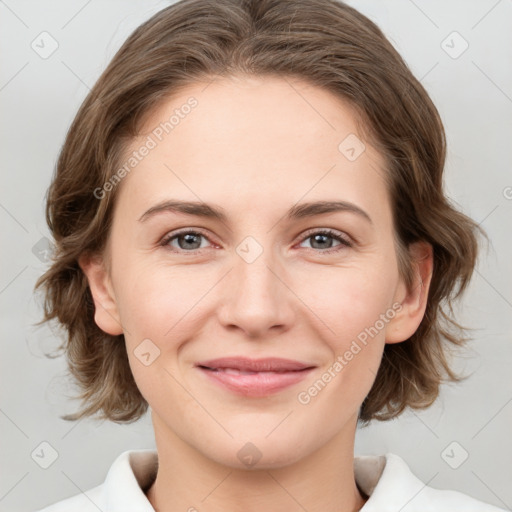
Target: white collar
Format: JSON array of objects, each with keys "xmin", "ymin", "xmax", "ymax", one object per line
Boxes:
[{"xmin": 99, "ymin": 449, "xmax": 504, "ymax": 512}]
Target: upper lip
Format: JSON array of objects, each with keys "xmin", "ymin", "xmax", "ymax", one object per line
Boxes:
[{"xmin": 196, "ymin": 357, "xmax": 315, "ymax": 372}]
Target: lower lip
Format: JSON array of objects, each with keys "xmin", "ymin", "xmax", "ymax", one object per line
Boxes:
[{"xmin": 197, "ymin": 367, "xmax": 315, "ymax": 397}]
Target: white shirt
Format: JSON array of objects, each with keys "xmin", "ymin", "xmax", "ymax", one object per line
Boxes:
[{"xmin": 36, "ymin": 449, "xmax": 506, "ymax": 511}]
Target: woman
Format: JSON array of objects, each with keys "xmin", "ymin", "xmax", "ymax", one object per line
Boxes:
[{"xmin": 35, "ymin": 0, "xmax": 506, "ymax": 510}]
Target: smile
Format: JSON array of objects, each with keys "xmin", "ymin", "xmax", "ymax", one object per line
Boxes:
[{"xmin": 195, "ymin": 357, "xmax": 316, "ymax": 397}]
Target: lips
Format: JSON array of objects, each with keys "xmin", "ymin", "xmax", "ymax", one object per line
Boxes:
[
  {"xmin": 195, "ymin": 357, "xmax": 316, "ymax": 397},
  {"xmin": 196, "ymin": 357, "xmax": 314, "ymax": 372}
]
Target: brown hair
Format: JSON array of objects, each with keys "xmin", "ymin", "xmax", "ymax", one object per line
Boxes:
[{"xmin": 36, "ymin": 0, "xmax": 486, "ymax": 424}]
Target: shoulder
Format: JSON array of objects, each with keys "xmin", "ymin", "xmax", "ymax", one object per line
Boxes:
[
  {"xmin": 34, "ymin": 484, "xmax": 104, "ymax": 512},
  {"xmin": 356, "ymin": 452, "xmax": 507, "ymax": 512},
  {"xmin": 34, "ymin": 449, "xmax": 158, "ymax": 512}
]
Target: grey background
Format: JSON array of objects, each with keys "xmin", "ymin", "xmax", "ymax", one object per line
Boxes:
[{"xmin": 0, "ymin": 0, "xmax": 511, "ymax": 511}]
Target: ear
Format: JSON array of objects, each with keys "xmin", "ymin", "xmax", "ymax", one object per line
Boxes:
[
  {"xmin": 386, "ymin": 241, "xmax": 433, "ymax": 344},
  {"xmin": 78, "ymin": 253, "xmax": 124, "ymax": 336}
]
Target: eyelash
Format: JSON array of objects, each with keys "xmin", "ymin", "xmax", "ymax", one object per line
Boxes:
[{"xmin": 159, "ymin": 228, "xmax": 353, "ymax": 255}]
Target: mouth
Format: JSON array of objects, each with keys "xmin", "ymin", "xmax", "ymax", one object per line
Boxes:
[{"xmin": 195, "ymin": 357, "xmax": 316, "ymax": 397}]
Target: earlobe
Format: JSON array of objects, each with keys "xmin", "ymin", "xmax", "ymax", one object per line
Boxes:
[
  {"xmin": 78, "ymin": 253, "xmax": 124, "ymax": 336},
  {"xmin": 386, "ymin": 241, "xmax": 434, "ymax": 344}
]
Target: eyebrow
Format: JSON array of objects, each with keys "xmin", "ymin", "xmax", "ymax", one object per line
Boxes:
[{"xmin": 138, "ymin": 199, "xmax": 373, "ymax": 225}]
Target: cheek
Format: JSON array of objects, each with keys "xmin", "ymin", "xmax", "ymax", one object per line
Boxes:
[
  {"xmin": 298, "ymin": 260, "xmax": 399, "ymax": 344},
  {"xmin": 293, "ymin": 259, "xmax": 399, "ymax": 400},
  {"xmin": 295, "ymin": 281, "xmax": 390, "ymax": 418},
  {"xmin": 114, "ymin": 262, "xmax": 202, "ymax": 340},
  {"xmin": 114, "ymin": 266, "xmax": 199, "ymax": 405}
]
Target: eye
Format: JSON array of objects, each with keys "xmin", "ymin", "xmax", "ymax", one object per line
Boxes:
[
  {"xmin": 159, "ymin": 228, "xmax": 353, "ymax": 254},
  {"xmin": 160, "ymin": 229, "xmax": 213, "ymax": 252},
  {"xmin": 298, "ymin": 229, "xmax": 352, "ymax": 253}
]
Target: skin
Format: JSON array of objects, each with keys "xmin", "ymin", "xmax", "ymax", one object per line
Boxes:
[{"xmin": 80, "ymin": 75, "xmax": 433, "ymax": 512}]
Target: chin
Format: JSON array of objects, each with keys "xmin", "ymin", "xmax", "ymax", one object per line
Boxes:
[{"xmin": 209, "ymin": 434, "xmax": 311, "ymax": 471}]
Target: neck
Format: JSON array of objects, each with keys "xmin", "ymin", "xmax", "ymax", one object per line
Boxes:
[{"xmin": 146, "ymin": 414, "xmax": 368, "ymax": 512}]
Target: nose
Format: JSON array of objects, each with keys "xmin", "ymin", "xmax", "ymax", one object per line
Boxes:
[{"xmin": 217, "ymin": 243, "xmax": 295, "ymax": 338}]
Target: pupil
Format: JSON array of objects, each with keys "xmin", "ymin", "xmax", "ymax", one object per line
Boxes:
[
  {"xmin": 177, "ymin": 233, "xmax": 334, "ymax": 250},
  {"xmin": 181, "ymin": 233, "xmax": 201, "ymax": 249},
  {"xmin": 312, "ymin": 234, "xmax": 331, "ymax": 249}
]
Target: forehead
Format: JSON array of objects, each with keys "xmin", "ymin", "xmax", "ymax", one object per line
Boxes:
[{"xmin": 115, "ymin": 75, "xmax": 391, "ymax": 225}]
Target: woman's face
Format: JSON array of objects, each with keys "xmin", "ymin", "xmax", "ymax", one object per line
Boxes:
[{"xmin": 84, "ymin": 75, "xmax": 430, "ymax": 469}]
